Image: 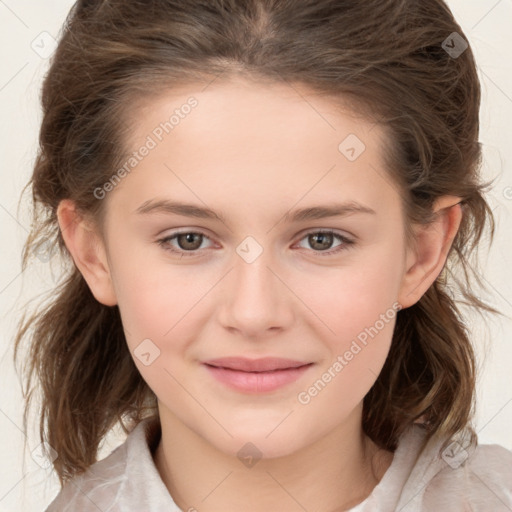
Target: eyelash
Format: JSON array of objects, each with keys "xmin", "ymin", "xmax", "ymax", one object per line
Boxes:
[{"xmin": 157, "ymin": 229, "xmax": 355, "ymax": 258}]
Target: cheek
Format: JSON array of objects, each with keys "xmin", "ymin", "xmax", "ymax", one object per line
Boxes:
[
  {"xmin": 111, "ymin": 249, "xmax": 201, "ymax": 335},
  {"xmin": 295, "ymin": 306, "xmax": 397, "ymax": 430},
  {"xmin": 293, "ymin": 244, "xmax": 403, "ymax": 345},
  {"xmin": 113, "ymin": 272, "xmax": 196, "ymax": 404},
  {"xmin": 292, "ymin": 246, "xmax": 402, "ymax": 400},
  {"xmin": 111, "ymin": 258, "xmax": 216, "ymax": 388}
]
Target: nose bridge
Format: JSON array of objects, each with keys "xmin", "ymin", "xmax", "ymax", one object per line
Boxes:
[
  {"xmin": 218, "ymin": 234, "xmax": 292, "ymax": 334},
  {"xmin": 233, "ymin": 235, "xmax": 279, "ymax": 302}
]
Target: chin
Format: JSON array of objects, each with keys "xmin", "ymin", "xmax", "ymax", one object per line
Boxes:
[{"xmin": 206, "ymin": 422, "xmax": 309, "ymax": 461}]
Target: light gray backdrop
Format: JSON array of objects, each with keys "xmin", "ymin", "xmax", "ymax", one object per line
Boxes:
[{"xmin": 0, "ymin": 1, "xmax": 511, "ymax": 510}]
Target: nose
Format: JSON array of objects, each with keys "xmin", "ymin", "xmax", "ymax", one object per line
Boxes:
[{"xmin": 217, "ymin": 243, "xmax": 295, "ymax": 339}]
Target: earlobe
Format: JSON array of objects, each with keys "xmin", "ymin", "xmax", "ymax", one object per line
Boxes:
[
  {"xmin": 57, "ymin": 199, "xmax": 117, "ymax": 306},
  {"xmin": 398, "ymin": 195, "xmax": 463, "ymax": 309}
]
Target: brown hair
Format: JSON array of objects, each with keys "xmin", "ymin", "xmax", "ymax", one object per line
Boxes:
[{"xmin": 14, "ymin": 0, "xmax": 500, "ymax": 486}]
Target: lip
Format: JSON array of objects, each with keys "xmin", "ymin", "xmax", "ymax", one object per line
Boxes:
[
  {"xmin": 202, "ymin": 357, "xmax": 314, "ymax": 393},
  {"xmin": 203, "ymin": 357, "xmax": 311, "ymax": 372}
]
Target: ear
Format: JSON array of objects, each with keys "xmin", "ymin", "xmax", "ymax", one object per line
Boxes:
[
  {"xmin": 398, "ymin": 195, "xmax": 463, "ymax": 309},
  {"xmin": 57, "ymin": 199, "xmax": 117, "ymax": 306}
]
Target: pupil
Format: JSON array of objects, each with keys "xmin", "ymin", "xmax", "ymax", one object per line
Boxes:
[
  {"xmin": 180, "ymin": 233, "xmax": 201, "ymax": 250},
  {"xmin": 311, "ymin": 233, "xmax": 332, "ymax": 250}
]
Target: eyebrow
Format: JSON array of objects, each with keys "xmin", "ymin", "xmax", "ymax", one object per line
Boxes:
[{"xmin": 134, "ymin": 199, "xmax": 376, "ymax": 223}]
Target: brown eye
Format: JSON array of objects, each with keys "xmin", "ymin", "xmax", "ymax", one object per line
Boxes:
[
  {"xmin": 296, "ymin": 230, "xmax": 355, "ymax": 256},
  {"xmin": 308, "ymin": 232, "xmax": 334, "ymax": 251},
  {"xmin": 157, "ymin": 230, "xmax": 212, "ymax": 257},
  {"xmin": 175, "ymin": 232, "xmax": 203, "ymax": 251}
]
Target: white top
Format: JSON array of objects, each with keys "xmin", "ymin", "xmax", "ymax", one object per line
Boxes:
[{"xmin": 45, "ymin": 417, "xmax": 512, "ymax": 511}]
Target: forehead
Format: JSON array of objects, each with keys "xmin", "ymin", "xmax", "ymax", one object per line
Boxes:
[
  {"xmin": 109, "ymin": 78, "xmax": 398, "ymax": 224},
  {"xmin": 125, "ymin": 77, "xmax": 381, "ymax": 153}
]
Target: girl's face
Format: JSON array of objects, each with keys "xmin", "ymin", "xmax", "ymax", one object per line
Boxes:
[{"xmin": 97, "ymin": 79, "xmax": 417, "ymax": 457}]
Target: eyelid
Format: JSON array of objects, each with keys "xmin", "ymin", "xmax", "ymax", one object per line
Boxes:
[
  {"xmin": 293, "ymin": 229, "xmax": 355, "ymax": 255},
  {"xmin": 297, "ymin": 227, "xmax": 355, "ymax": 242},
  {"xmin": 157, "ymin": 228, "xmax": 216, "ymax": 254}
]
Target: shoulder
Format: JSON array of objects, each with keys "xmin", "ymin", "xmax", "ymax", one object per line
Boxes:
[
  {"xmin": 45, "ymin": 441, "xmax": 129, "ymax": 511},
  {"xmin": 367, "ymin": 424, "xmax": 512, "ymax": 512},
  {"xmin": 45, "ymin": 417, "xmax": 173, "ymax": 511},
  {"xmin": 419, "ymin": 434, "xmax": 512, "ymax": 511},
  {"xmin": 469, "ymin": 442, "xmax": 512, "ymax": 483}
]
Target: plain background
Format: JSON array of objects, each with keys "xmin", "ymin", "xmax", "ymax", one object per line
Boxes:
[{"xmin": 1, "ymin": 0, "xmax": 511, "ymax": 510}]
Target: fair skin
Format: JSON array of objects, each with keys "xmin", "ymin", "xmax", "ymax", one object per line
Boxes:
[{"xmin": 57, "ymin": 79, "xmax": 462, "ymax": 511}]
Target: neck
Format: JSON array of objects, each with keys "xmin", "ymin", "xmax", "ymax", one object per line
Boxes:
[{"xmin": 153, "ymin": 404, "xmax": 393, "ymax": 512}]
